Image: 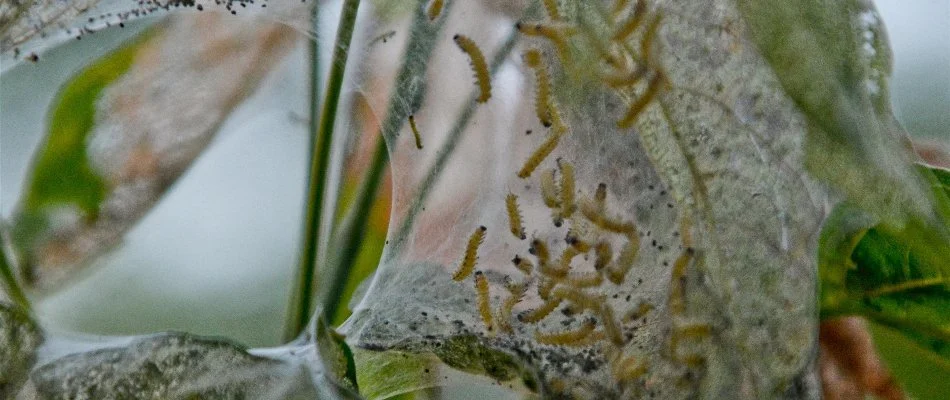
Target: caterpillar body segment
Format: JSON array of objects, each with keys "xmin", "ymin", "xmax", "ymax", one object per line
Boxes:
[
  {"xmin": 518, "ymin": 297, "xmax": 563, "ymax": 323},
  {"xmin": 534, "ymin": 318, "xmax": 598, "ymax": 346},
  {"xmin": 506, "ymin": 193, "xmax": 526, "ymax": 240},
  {"xmin": 617, "ymin": 70, "xmax": 666, "ymax": 129},
  {"xmin": 408, "ymin": 115, "xmax": 423, "ymax": 149},
  {"xmin": 511, "ymin": 255, "xmax": 534, "ymax": 276},
  {"xmin": 529, "ymin": 239, "xmax": 551, "ymax": 268},
  {"xmin": 558, "ymin": 160, "xmax": 576, "ymax": 219},
  {"xmin": 579, "ymin": 197, "xmax": 637, "ymax": 234},
  {"xmin": 474, "ymin": 271, "xmax": 494, "ymax": 332},
  {"xmin": 624, "ymin": 302, "xmax": 654, "ymax": 322},
  {"xmin": 452, "ymin": 226, "xmax": 487, "ymax": 281},
  {"xmin": 599, "ymin": 304, "xmax": 626, "ymax": 346},
  {"xmin": 518, "ymin": 130, "xmax": 563, "ymax": 179},
  {"xmin": 516, "ymin": 22, "xmax": 575, "ymax": 66},
  {"xmin": 426, "ymin": 0, "xmax": 444, "ymax": 21},
  {"xmin": 566, "ymin": 270, "xmax": 604, "ymax": 288},
  {"xmin": 541, "ymin": 0, "xmax": 563, "ymax": 21},
  {"xmin": 606, "ymin": 238, "xmax": 639, "ymax": 284},
  {"xmin": 524, "ymin": 49, "xmax": 554, "ymax": 128},
  {"xmin": 612, "ymin": 0, "xmax": 648, "ymax": 42},
  {"xmin": 453, "ymin": 34, "xmax": 492, "ymax": 103},
  {"xmin": 668, "ymin": 247, "xmax": 695, "ymax": 314},
  {"xmin": 497, "ymin": 279, "xmax": 528, "ymax": 333},
  {"xmin": 593, "ymin": 240, "xmax": 613, "ymax": 270},
  {"xmin": 540, "ymin": 169, "xmax": 561, "ymax": 209}
]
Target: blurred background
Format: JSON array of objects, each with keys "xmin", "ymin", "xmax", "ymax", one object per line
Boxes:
[{"xmin": 0, "ymin": 0, "xmax": 947, "ymax": 384}]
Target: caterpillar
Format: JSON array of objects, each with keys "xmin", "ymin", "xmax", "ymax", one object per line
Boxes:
[
  {"xmin": 518, "ymin": 130, "xmax": 562, "ymax": 179},
  {"xmin": 668, "ymin": 247, "xmax": 695, "ymax": 314},
  {"xmin": 610, "ymin": 354, "xmax": 649, "ymax": 383},
  {"xmin": 612, "ymin": 0, "xmax": 648, "ymax": 42},
  {"xmin": 541, "ymin": 0, "xmax": 563, "ymax": 21},
  {"xmin": 529, "ymin": 239, "xmax": 551, "ymax": 268},
  {"xmin": 579, "ymin": 197, "xmax": 637, "ymax": 234},
  {"xmin": 537, "ymin": 276, "xmax": 556, "ymax": 300},
  {"xmin": 408, "ymin": 115, "xmax": 423, "ymax": 149},
  {"xmin": 474, "ymin": 271, "xmax": 494, "ymax": 332},
  {"xmin": 558, "ymin": 160, "xmax": 576, "ymax": 219},
  {"xmin": 518, "ymin": 297, "xmax": 563, "ymax": 323},
  {"xmin": 511, "ymin": 254, "xmax": 534, "ymax": 276},
  {"xmin": 452, "ymin": 226, "xmax": 487, "ymax": 281},
  {"xmin": 616, "ymin": 67, "xmax": 666, "ymax": 130},
  {"xmin": 670, "ymin": 322, "xmax": 711, "ymax": 367},
  {"xmin": 593, "ymin": 240, "xmax": 613, "ymax": 270},
  {"xmin": 564, "ymin": 230, "xmax": 592, "ymax": 252},
  {"xmin": 540, "ymin": 246, "xmax": 576, "ymax": 279},
  {"xmin": 606, "ymin": 237, "xmax": 639, "ymax": 284},
  {"xmin": 523, "ymin": 49, "xmax": 554, "ymax": 128},
  {"xmin": 535, "ymin": 318, "xmax": 598, "ymax": 346},
  {"xmin": 598, "ymin": 304, "xmax": 626, "ymax": 345},
  {"xmin": 426, "ymin": 0, "xmax": 444, "ymax": 21},
  {"xmin": 497, "ymin": 278, "xmax": 528, "ymax": 333},
  {"xmin": 453, "ymin": 34, "xmax": 492, "ymax": 103},
  {"xmin": 565, "ymin": 270, "xmax": 604, "ymax": 288},
  {"xmin": 551, "ymin": 286, "xmax": 604, "ymax": 312},
  {"xmin": 540, "ymin": 168, "xmax": 561, "ymax": 209},
  {"xmin": 624, "ymin": 301, "xmax": 654, "ymax": 322},
  {"xmin": 516, "ymin": 22, "xmax": 574, "ymax": 66},
  {"xmin": 506, "ymin": 193, "xmax": 526, "ymax": 240}
]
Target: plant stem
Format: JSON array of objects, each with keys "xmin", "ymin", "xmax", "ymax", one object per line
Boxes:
[
  {"xmin": 323, "ymin": 138, "xmax": 388, "ymax": 325},
  {"xmin": 285, "ymin": 0, "xmax": 362, "ymax": 341}
]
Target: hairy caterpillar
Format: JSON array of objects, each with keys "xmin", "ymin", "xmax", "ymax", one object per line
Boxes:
[
  {"xmin": 565, "ymin": 270, "xmax": 604, "ymax": 288},
  {"xmin": 564, "ymin": 230, "xmax": 592, "ymax": 252},
  {"xmin": 610, "ymin": 354, "xmax": 649, "ymax": 383},
  {"xmin": 540, "ymin": 168, "xmax": 561, "ymax": 208},
  {"xmin": 518, "ymin": 130, "xmax": 562, "ymax": 179},
  {"xmin": 551, "ymin": 286, "xmax": 604, "ymax": 312},
  {"xmin": 612, "ymin": 0, "xmax": 648, "ymax": 42},
  {"xmin": 624, "ymin": 301, "xmax": 654, "ymax": 322},
  {"xmin": 558, "ymin": 160, "xmax": 576, "ymax": 219},
  {"xmin": 511, "ymin": 255, "xmax": 534, "ymax": 276},
  {"xmin": 668, "ymin": 247, "xmax": 695, "ymax": 314},
  {"xmin": 523, "ymin": 49, "xmax": 554, "ymax": 128},
  {"xmin": 616, "ymin": 19, "xmax": 667, "ymax": 129},
  {"xmin": 579, "ymin": 197, "xmax": 637, "ymax": 234},
  {"xmin": 518, "ymin": 297, "xmax": 563, "ymax": 323},
  {"xmin": 593, "ymin": 240, "xmax": 613, "ymax": 270},
  {"xmin": 541, "ymin": 0, "xmax": 563, "ymax": 21},
  {"xmin": 537, "ymin": 276, "xmax": 556, "ymax": 300},
  {"xmin": 606, "ymin": 238, "xmax": 639, "ymax": 284},
  {"xmin": 535, "ymin": 318, "xmax": 598, "ymax": 346},
  {"xmin": 452, "ymin": 226, "xmax": 487, "ymax": 281},
  {"xmin": 516, "ymin": 22, "xmax": 574, "ymax": 66},
  {"xmin": 539, "ymin": 246, "xmax": 576, "ymax": 279},
  {"xmin": 506, "ymin": 193, "xmax": 526, "ymax": 240},
  {"xmin": 408, "ymin": 115, "xmax": 423, "ymax": 149},
  {"xmin": 529, "ymin": 239, "xmax": 551, "ymax": 268},
  {"xmin": 497, "ymin": 279, "xmax": 528, "ymax": 333},
  {"xmin": 599, "ymin": 304, "xmax": 626, "ymax": 345},
  {"xmin": 453, "ymin": 34, "xmax": 492, "ymax": 103},
  {"xmin": 426, "ymin": 0, "xmax": 444, "ymax": 21},
  {"xmin": 474, "ymin": 271, "xmax": 494, "ymax": 332}
]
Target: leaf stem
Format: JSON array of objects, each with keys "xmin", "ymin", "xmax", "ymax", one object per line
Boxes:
[
  {"xmin": 285, "ymin": 0, "xmax": 362, "ymax": 341},
  {"xmin": 324, "ymin": 138, "xmax": 388, "ymax": 325}
]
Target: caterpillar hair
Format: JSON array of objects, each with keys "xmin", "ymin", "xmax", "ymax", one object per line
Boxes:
[
  {"xmin": 452, "ymin": 226, "xmax": 487, "ymax": 281},
  {"xmin": 506, "ymin": 193, "xmax": 526, "ymax": 240},
  {"xmin": 453, "ymin": 34, "xmax": 492, "ymax": 103}
]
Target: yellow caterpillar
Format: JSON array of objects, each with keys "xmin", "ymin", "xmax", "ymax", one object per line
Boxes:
[
  {"xmin": 511, "ymin": 254, "xmax": 534, "ymax": 276},
  {"xmin": 558, "ymin": 160, "xmax": 576, "ymax": 219},
  {"xmin": 426, "ymin": 0, "xmax": 444, "ymax": 21},
  {"xmin": 518, "ymin": 297, "xmax": 563, "ymax": 323},
  {"xmin": 535, "ymin": 318, "xmax": 598, "ymax": 346},
  {"xmin": 518, "ymin": 130, "xmax": 562, "ymax": 179},
  {"xmin": 453, "ymin": 34, "xmax": 492, "ymax": 103},
  {"xmin": 408, "ymin": 114, "xmax": 423, "ymax": 149},
  {"xmin": 524, "ymin": 49, "xmax": 554, "ymax": 127},
  {"xmin": 452, "ymin": 226, "xmax": 487, "ymax": 281},
  {"xmin": 474, "ymin": 271, "xmax": 494, "ymax": 332},
  {"xmin": 506, "ymin": 193, "xmax": 526, "ymax": 240}
]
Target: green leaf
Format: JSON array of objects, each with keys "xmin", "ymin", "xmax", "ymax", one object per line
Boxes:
[
  {"xmin": 314, "ymin": 315, "xmax": 360, "ymax": 393},
  {"xmin": 819, "ymin": 166, "xmax": 950, "ymax": 366},
  {"xmin": 354, "ymin": 349, "xmax": 438, "ymax": 400},
  {"xmin": 736, "ymin": 0, "xmax": 944, "ymax": 232}
]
